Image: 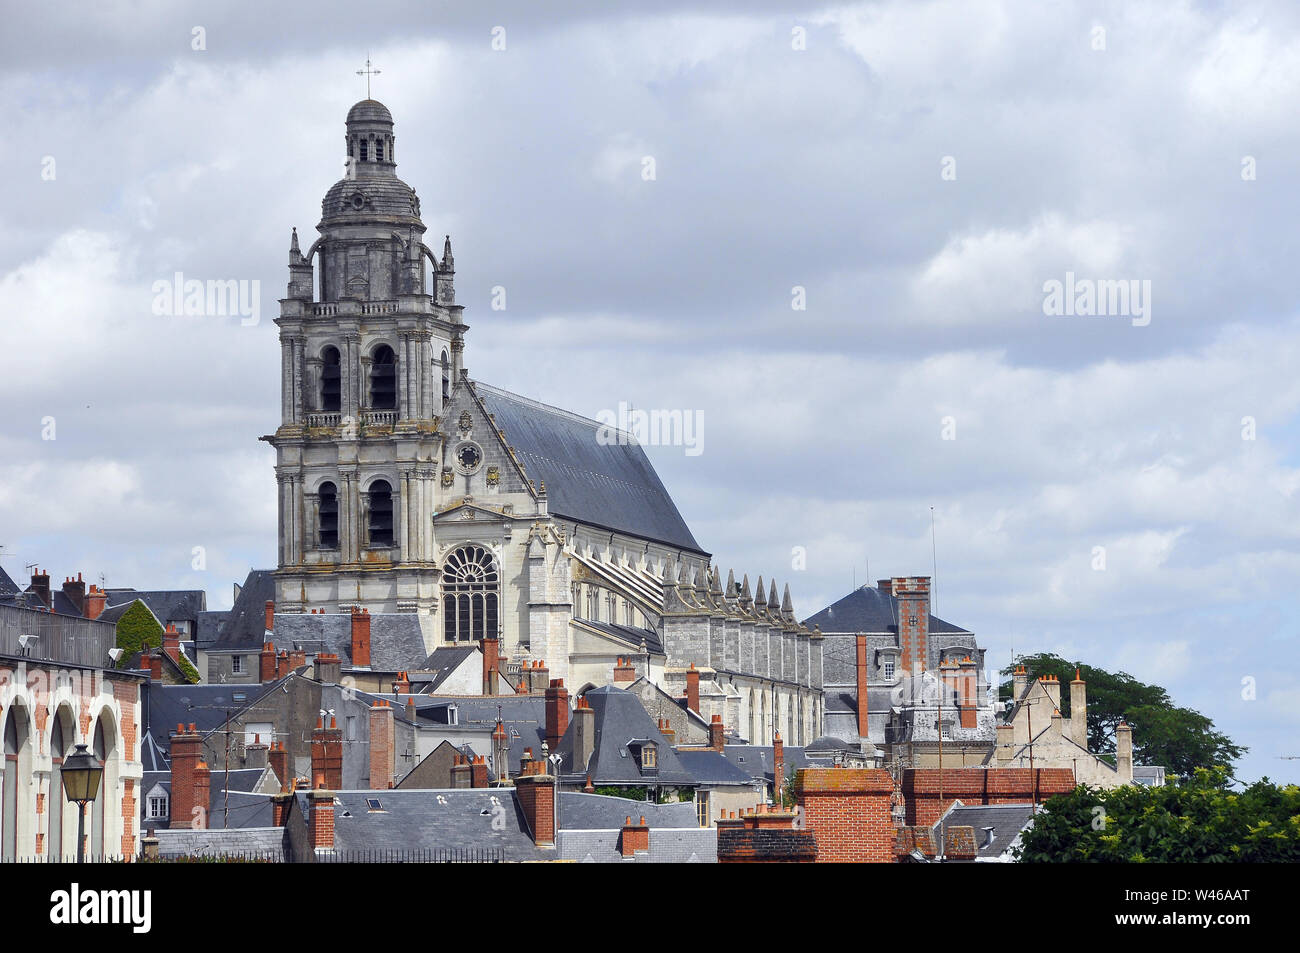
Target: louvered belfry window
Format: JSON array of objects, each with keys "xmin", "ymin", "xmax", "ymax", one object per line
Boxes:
[{"xmin": 442, "ymin": 545, "xmax": 499, "ymax": 643}]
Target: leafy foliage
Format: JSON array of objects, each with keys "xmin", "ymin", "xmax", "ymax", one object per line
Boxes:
[
  {"xmin": 1001, "ymin": 652, "xmax": 1245, "ymax": 778},
  {"xmin": 1015, "ymin": 767, "xmax": 1300, "ymax": 862},
  {"xmin": 114, "ymin": 600, "xmax": 163, "ymax": 669}
]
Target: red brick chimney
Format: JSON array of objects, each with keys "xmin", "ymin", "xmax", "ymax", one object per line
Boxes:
[
  {"xmin": 162, "ymin": 624, "xmax": 181, "ymax": 664},
  {"xmin": 61, "ymin": 573, "xmax": 86, "ymax": 615},
  {"xmin": 394, "ymin": 670, "xmax": 410, "ymax": 694},
  {"xmin": 516, "ymin": 769, "xmax": 556, "ymax": 846},
  {"xmin": 773, "ymin": 730, "xmax": 785, "ymax": 805},
  {"xmin": 264, "ymin": 600, "xmax": 275, "ymax": 632},
  {"xmin": 657, "ymin": 717, "xmax": 675, "ymax": 745},
  {"xmin": 169, "ymin": 724, "xmax": 207, "ymax": 829},
  {"xmin": 544, "ymin": 678, "xmax": 569, "ymax": 749},
  {"xmin": 289, "ymin": 647, "xmax": 307, "ymax": 672},
  {"xmin": 268, "ymin": 741, "xmax": 289, "ymax": 792},
  {"xmin": 147, "ymin": 653, "xmax": 163, "ymax": 681},
  {"xmin": 894, "ymin": 577, "xmax": 931, "ymax": 675},
  {"xmin": 350, "ymin": 607, "xmax": 371, "ymax": 668},
  {"xmin": 685, "ymin": 663, "xmax": 700, "ymax": 714},
  {"xmin": 613, "ymin": 657, "xmax": 636, "ymax": 686},
  {"xmin": 855, "ymin": 635, "xmax": 869, "ymax": 742},
  {"xmin": 620, "ymin": 815, "xmax": 649, "ymax": 857},
  {"xmin": 709, "ymin": 714, "xmax": 726, "ymax": 752},
  {"xmin": 310, "ymin": 716, "xmax": 343, "ymax": 791},
  {"xmin": 470, "ymin": 755, "xmax": 489, "ymax": 788},
  {"xmin": 84, "ymin": 584, "xmax": 108, "ymax": 621},
  {"xmin": 309, "ymin": 789, "xmax": 335, "ymax": 851},
  {"xmin": 370, "ymin": 700, "xmax": 394, "ymax": 790},
  {"xmin": 29, "ymin": 568, "xmax": 51, "ymax": 609},
  {"xmin": 482, "ymin": 635, "xmax": 500, "ymax": 694},
  {"xmin": 275, "ymin": 650, "xmax": 289, "ymax": 679},
  {"xmin": 259, "ymin": 642, "xmax": 277, "ymax": 683}
]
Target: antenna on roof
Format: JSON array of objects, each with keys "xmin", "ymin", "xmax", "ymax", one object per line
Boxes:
[{"xmin": 930, "ymin": 506, "xmax": 938, "ymax": 616}]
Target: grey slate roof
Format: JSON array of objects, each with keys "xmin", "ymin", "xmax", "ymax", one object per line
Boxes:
[
  {"xmin": 154, "ymin": 827, "xmax": 287, "ymax": 860},
  {"xmin": 722, "ymin": 744, "xmax": 810, "ymax": 784},
  {"xmin": 558, "ymin": 792, "xmax": 698, "ymax": 831},
  {"xmin": 379, "ymin": 692, "xmax": 548, "ymax": 776},
  {"xmin": 296, "ymin": 789, "xmax": 548, "ymax": 860},
  {"xmin": 676, "ymin": 749, "xmax": 757, "ymax": 786},
  {"xmin": 802, "ymin": 584, "xmax": 969, "ymax": 635},
  {"xmin": 270, "ymin": 612, "xmax": 427, "ymax": 671},
  {"xmin": 141, "ymin": 768, "xmax": 277, "ymax": 831},
  {"xmin": 572, "ymin": 619, "xmax": 666, "ymax": 656},
  {"xmin": 0, "ymin": 565, "xmax": 19, "ymax": 597},
  {"xmin": 417, "ymin": 646, "xmax": 478, "ymax": 690},
  {"xmin": 207, "ymin": 569, "xmax": 276, "ymax": 650},
  {"xmin": 554, "ymin": 685, "xmax": 695, "ymax": 786},
  {"xmin": 105, "ymin": 588, "xmax": 206, "ymax": 624},
  {"xmin": 934, "ymin": 803, "xmax": 1035, "ymax": 861},
  {"xmin": 476, "ymin": 382, "xmax": 706, "ymax": 554},
  {"xmin": 193, "ymin": 610, "xmax": 228, "ymax": 647}
]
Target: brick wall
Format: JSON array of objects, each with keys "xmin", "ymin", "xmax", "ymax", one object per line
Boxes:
[
  {"xmin": 902, "ymin": 767, "xmax": 1076, "ymax": 825},
  {"xmin": 794, "ymin": 767, "xmax": 895, "ymax": 863}
]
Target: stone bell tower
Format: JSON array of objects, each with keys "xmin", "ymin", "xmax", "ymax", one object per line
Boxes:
[{"xmin": 263, "ymin": 98, "xmax": 468, "ymax": 629}]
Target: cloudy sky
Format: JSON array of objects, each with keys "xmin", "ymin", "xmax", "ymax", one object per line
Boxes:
[{"xmin": 3, "ymin": 1, "xmax": 1298, "ymax": 783}]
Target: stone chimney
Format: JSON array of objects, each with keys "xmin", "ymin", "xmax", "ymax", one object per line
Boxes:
[
  {"xmin": 450, "ymin": 754, "xmax": 472, "ymax": 789},
  {"xmin": 893, "ymin": 577, "xmax": 930, "ymax": 675},
  {"xmin": 315, "ymin": 653, "xmax": 341, "ymax": 684},
  {"xmin": 264, "ymin": 600, "xmax": 275, "ymax": 633},
  {"xmin": 350, "ymin": 607, "xmax": 371, "ymax": 668},
  {"xmin": 61, "ymin": 573, "xmax": 86, "ymax": 615},
  {"xmin": 245, "ymin": 738, "xmax": 269, "ymax": 770},
  {"xmin": 1012, "ymin": 664, "xmax": 1028, "ymax": 702},
  {"xmin": 685, "ymin": 664, "xmax": 700, "ymax": 714},
  {"xmin": 572, "ymin": 696, "xmax": 595, "ymax": 772},
  {"xmin": 855, "ymin": 635, "xmax": 870, "ymax": 742},
  {"xmin": 1069, "ymin": 670, "xmax": 1088, "ymax": 749},
  {"xmin": 29, "ymin": 568, "xmax": 51, "ymax": 609},
  {"xmin": 1116, "ymin": 721, "xmax": 1133, "ymax": 781},
  {"xmin": 482, "ymin": 635, "xmax": 500, "ymax": 694},
  {"xmin": 516, "ymin": 766, "xmax": 556, "ymax": 846},
  {"xmin": 370, "ymin": 699, "xmax": 395, "ymax": 790},
  {"xmin": 84, "ymin": 584, "xmax": 108, "ymax": 621},
  {"xmin": 709, "ymin": 714, "xmax": 726, "ymax": 753},
  {"xmin": 528, "ymin": 660, "xmax": 550, "ymax": 695},
  {"xmin": 544, "ymin": 678, "xmax": 569, "ymax": 750},
  {"xmin": 310, "ymin": 716, "xmax": 343, "ymax": 790},
  {"xmin": 1041, "ymin": 674, "xmax": 1061, "ymax": 709},
  {"xmin": 613, "ymin": 657, "xmax": 636, "ymax": 686},
  {"xmin": 620, "ymin": 815, "xmax": 649, "ymax": 857},
  {"xmin": 996, "ymin": 723, "xmax": 1014, "ymax": 762},
  {"xmin": 169, "ymin": 724, "xmax": 207, "ymax": 829},
  {"xmin": 260, "ymin": 642, "xmax": 277, "ymax": 683}
]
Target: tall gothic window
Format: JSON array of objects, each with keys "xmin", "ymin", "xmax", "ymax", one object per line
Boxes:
[
  {"xmin": 368, "ymin": 480, "xmax": 394, "ymax": 546},
  {"xmin": 442, "ymin": 545, "xmax": 499, "ymax": 643},
  {"xmin": 318, "ymin": 482, "xmax": 339, "ymax": 549},
  {"xmin": 371, "ymin": 345, "xmax": 397, "ymax": 410},
  {"xmin": 321, "ymin": 346, "xmax": 341, "ymax": 412},
  {"xmin": 441, "ymin": 350, "xmax": 450, "ymax": 402}
]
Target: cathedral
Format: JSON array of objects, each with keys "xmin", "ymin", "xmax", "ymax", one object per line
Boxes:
[{"xmin": 262, "ymin": 99, "xmax": 822, "ymax": 744}]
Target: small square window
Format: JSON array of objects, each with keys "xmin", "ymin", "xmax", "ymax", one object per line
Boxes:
[{"xmin": 231, "ymin": 655, "xmax": 244, "ymax": 674}]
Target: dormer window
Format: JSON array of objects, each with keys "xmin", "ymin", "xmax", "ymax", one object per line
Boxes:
[
  {"xmin": 883, "ymin": 659, "xmax": 895, "ymax": 681},
  {"xmin": 641, "ymin": 744, "xmax": 657, "ymax": 769}
]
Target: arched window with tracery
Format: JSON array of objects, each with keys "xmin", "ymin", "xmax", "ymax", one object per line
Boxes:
[{"xmin": 442, "ymin": 545, "xmax": 499, "ymax": 643}]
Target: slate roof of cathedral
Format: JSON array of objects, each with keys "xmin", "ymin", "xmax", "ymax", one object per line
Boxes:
[
  {"xmin": 571, "ymin": 618, "xmax": 666, "ymax": 656},
  {"xmin": 475, "ymin": 382, "xmax": 706, "ymax": 555},
  {"xmin": 801, "ymin": 585, "xmax": 970, "ymax": 635}
]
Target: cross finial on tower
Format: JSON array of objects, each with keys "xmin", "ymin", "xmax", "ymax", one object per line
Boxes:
[{"xmin": 356, "ymin": 55, "xmax": 381, "ymax": 99}]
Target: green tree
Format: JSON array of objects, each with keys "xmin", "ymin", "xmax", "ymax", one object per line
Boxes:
[
  {"xmin": 114, "ymin": 600, "xmax": 163, "ymax": 669},
  {"xmin": 1001, "ymin": 653, "xmax": 1245, "ymax": 778},
  {"xmin": 1015, "ymin": 767, "xmax": 1300, "ymax": 862}
]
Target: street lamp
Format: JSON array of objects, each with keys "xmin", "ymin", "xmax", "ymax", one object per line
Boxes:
[{"xmin": 61, "ymin": 744, "xmax": 103, "ymax": 863}]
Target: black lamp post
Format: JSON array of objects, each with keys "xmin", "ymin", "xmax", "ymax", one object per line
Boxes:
[{"xmin": 60, "ymin": 744, "xmax": 103, "ymax": 863}]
